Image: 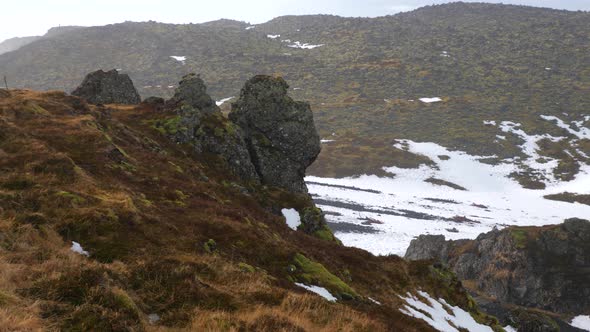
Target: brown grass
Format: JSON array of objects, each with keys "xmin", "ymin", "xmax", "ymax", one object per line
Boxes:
[{"xmin": 0, "ymin": 89, "xmax": 491, "ymax": 331}]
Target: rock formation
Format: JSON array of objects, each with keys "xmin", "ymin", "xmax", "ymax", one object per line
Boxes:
[
  {"xmin": 229, "ymin": 75, "xmax": 321, "ymax": 194},
  {"xmin": 72, "ymin": 69, "xmax": 141, "ymax": 105},
  {"xmin": 167, "ymin": 73, "xmax": 218, "ymax": 113},
  {"xmin": 405, "ymin": 218, "xmax": 590, "ymax": 315},
  {"xmin": 163, "ymin": 73, "xmax": 258, "ymax": 182}
]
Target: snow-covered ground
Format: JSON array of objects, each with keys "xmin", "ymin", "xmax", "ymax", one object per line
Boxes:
[
  {"xmin": 571, "ymin": 315, "xmax": 590, "ymax": 331},
  {"xmin": 400, "ymin": 291, "xmax": 494, "ymax": 332},
  {"xmin": 307, "ymin": 115, "xmax": 590, "ymax": 256},
  {"xmin": 288, "ymin": 41, "xmax": 324, "ymax": 49},
  {"xmin": 295, "ymin": 283, "xmax": 337, "ymax": 301}
]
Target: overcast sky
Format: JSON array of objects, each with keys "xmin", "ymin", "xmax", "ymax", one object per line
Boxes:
[{"xmin": 2, "ymin": 0, "xmax": 588, "ymax": 42}]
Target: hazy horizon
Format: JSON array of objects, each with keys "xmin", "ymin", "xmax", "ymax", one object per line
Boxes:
[{"xmin": 2, "ymin": 0, "xmax": 589, "ymax": 42}]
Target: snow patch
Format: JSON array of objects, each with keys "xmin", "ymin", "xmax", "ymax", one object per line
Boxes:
[
  {"xmin": 541, "ymin": 115, "xmax": 590, "ymax": 139},
  {"xmin": 216, "ymin": 97, "xmax": 234, "ymax": 106},
  {"xmin": 400, "ymin": 291, "xmax": 494, "ymax": 332},
  {"xmin": 483, "ymin": 120, "xmax": 497, "ymax": 126},
  {"xmin": 245, "ymin": 26, "xmax": 255, "ymax": 30},
  {"xmin": 369, "ymin": 297, "xmax": 382, "ymax": 305},
  {"xmin": 321, "ymin": 139, "xmax": 335, "ymax": 143},
  {"xmin": 504, "ymin": 326, "xmax": 518, "ymax": 332},
  {"xmin": 267, "ymin": 34, "xmax": 280, "ymax": 39},
  {"xmin": 148, "ymin": 314, "xmax": 160, "ymax": 324},
  {"xmin": 571, "ymin": 315, "xmax": 590, "ymax": 331},
  {"xmin": 282, "ymin": 208, "xmax": 301, "ymax": 230},
  {"xmin": 71, "ymin": 241, "xmax": 89, "ymax": 256},
  {"xmin": 295, "ymin": 283, "xmax": 337, "ymax": 302},
  {"xmin": 170, "ymin": 56, "xmax": 186, "ymax": 65},
  {"xmin": 306, "ymin": 139, "xmax": 590, "ymax": 256},
  {"xmin": 419, "ymin": 97, "xmax": 442, "ymax": 103},
  {"xmin": 288, "ymin": 41, "xmax": 324, "ymax": 49}
]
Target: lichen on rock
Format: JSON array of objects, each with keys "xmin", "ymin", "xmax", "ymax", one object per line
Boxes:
[
  {"xmin": 229, "ymin": 75, "xmax": 321, "ymax": 194},
  {"xmin": 72, "ymin": 69, "xmax": 141, "ymax": 105}
]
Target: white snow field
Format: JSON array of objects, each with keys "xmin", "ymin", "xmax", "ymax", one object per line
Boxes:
[
  {"xmin": 307, "ymin": 115, "xmax": 590, "ymax": 256},
  {"xmin": 295, "ymin": 283, "xmax": 337, "ymax": 302},
  {"xmin": 571, "ymin": 315, "xmax": 590, "ymax": 331},
  {"xmin": 400, "ymin": 291, "xmax": 494, "ymax": 332}
]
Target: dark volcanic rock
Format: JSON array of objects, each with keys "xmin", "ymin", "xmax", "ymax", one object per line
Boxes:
[
  {"xmin": 161, "ymin": 74, "xmax": 258, "ymax": 182},
  {"xmin": 167, "ymin": 73, "xmax": 218, "ymax": 113},
  {"xmin": 229, "ymin": 75, "xmax": 321, "ymax": 193},
  {"xmin": 72, "ymin": 69, "xmax": 141, "ymax": 105},
  {"xmin": 405, "ymin": 219, "xmax": 590, "ymax": 314}
]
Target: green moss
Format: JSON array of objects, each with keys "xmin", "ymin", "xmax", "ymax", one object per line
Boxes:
[
  {"xmin": 55, "ymin": 191, "xmax": 87, "ymax": 206},
  {"xmin": 168, "ymin": 161, "xmax": 184, "ymax": 173},
  {"xmin": 238, "ymin": 262, "xmax": 256, "ymax": 273},
  {"xmin": 149, "ymin": 116, "xmax": 186, "ymax": 135},
  {"xmin": 175, "ymin": 190, "xmax": 188, "ymax": 201},
  {"xmin": 510, "ymin": 229, "xmax": 528, "ymax": 249},
  {"xmin": 313, "ymin": 226, "xmax": 341, "ymax": 244},
  {"xmin": 204, "ymin": 239, "xmax": 217, "ymax": 253},
  {"xmin": 25, "ymin": 102, "xmax": 50, "ymax": 116},
  {"xmin": 0, "ymin": 290, "xmax": 16, "ymax": 306},
  {"xmin": 291, "ymin": 253, "xmax": 356, "ymax": 299}
]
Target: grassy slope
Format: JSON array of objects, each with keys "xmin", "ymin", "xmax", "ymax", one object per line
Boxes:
[
  {"xmin": 0, "ymin": 3, "xmax": 588, "ymax": 179},
  {"xmin": 0, "ymin": 89, "xmax": 501, "ymax": 331}
]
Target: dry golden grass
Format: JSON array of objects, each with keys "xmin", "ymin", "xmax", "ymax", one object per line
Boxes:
[{"xmin": 0, "ymin": 89, "xmax": 489, "ymax": 331}]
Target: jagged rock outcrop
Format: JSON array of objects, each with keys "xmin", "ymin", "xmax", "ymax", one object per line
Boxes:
[
  {"xmin": 405, "ymin": 218, "xmax": 590, "ymax": 315},
  {"xmin": 229, "ymin": 75, "xmax": 321, "ymax": 194},
  {"xmin": 160, "ymin": 73, "xmax": 259, "ymax": 182},
  {"xmin": 72, "ymin": 69, "xmax": 141, "ymax": 105},
  {"xmin": 167, "ymin": 73, "xmax": 218, "ymax": 113}
]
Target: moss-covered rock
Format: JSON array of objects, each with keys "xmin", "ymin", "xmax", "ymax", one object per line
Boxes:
[{"xmin": 291, "ymin": 253, "xmax": 356, "ymax": 300}]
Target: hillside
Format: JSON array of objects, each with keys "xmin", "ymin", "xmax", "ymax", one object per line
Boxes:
[
  {"xmin": 0, "ymin": 76, "xmax": 504, "ymax": 331},
  {"xmin": 0, "ymin": 3, "xmax": 588, "ymax": 184},
  {"xmin": 0, "ymin": 26, "xmax": 84, "ymax": 56}
]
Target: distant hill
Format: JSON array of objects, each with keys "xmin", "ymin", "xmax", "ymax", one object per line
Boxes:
[
  {"xmin": 0, "ymin": 36, "xmax": 40, "ymax": 55},
  {"xmin": 0, "ymin": 26, "xmax": 84, "ymax": 55},
  {"xmin": 0, "ymin": 3, "xmax": 588, "ymax": 183}
]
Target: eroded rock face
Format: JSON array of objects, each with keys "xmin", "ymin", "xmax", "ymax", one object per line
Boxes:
[
  {"xmin": 72, "ymin": 69, "xmax": 141, "ymax": 105},
  {"xmin": 167, "ymin": 73, "xmax": 218, "ymax": 113},
  {"xmin": 162, "ymin": 74, "xmax": 259, "ymax": 182},
  {"xmin": 404, "ymin": 219, "xmax": 590, "ymax": 314},
  {"xmin": 229, "ymin": 75, "xmax": 321, "ymax": 194}
]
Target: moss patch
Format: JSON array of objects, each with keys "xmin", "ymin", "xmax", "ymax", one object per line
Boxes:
[{"xmin": 291, "ymin": 253, "xmax": 356, "ymax": 300}]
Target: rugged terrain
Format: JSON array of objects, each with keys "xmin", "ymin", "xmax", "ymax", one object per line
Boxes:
[
  {"xmin": 0, "ymin": 3, "xmax": 588, "ymax": 183},
  {"xmin": 405, "ymin": 219, "xmax": 590, "ymax": 330},
  {"xmin": 0, "ymin": 75, "xmax": 503, "ymax": 331}
]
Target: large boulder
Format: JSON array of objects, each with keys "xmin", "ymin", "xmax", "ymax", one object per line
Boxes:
[
  {"xmin": 229, "ymin": 75, "xmax": 321, "ymax": 194},
  {"xmin": 405, "ymin": 219, "xmax": 590, "ymax": 315},
  {"xmin": 167, "ymin": 73, "xmax": 218, "ymax": 113},
  {"xmin": 159, "ymin": 73, "xmax": 259, "ymax": 182},
  {"xmin": 72, "ymin": 69, "xmax": 141, "ymax": 105}
]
